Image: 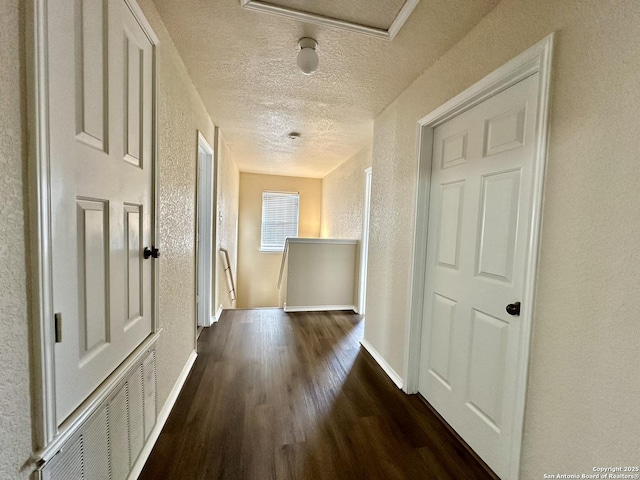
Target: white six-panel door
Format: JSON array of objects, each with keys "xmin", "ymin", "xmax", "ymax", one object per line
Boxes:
[
  {"xmin": 48, "ymin": 0, "xmax": 155, "ymax": 424},
  {"xmin": 418, "ymin": 73, "xmax": 539, "ymax": 478}
]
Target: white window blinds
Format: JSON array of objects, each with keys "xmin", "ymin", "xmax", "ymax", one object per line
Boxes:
[{"xmin": 260, "ymin": 191, "xmax": 299, "ymax": 252}]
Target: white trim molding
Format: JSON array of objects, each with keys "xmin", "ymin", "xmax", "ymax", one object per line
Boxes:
[
  {"xmin": 405, "ymin": 33, "xmax": 554, "ymax": 480},
  {"xmin": 283, "ymin": 305, "xmax": 357, "ymax": 313},
  {"xmin": 241, "ymin": 0, "xmax": 419, "ymax": 41},
  {"xmin": 358, "ymin": 167, "xmax": 372, "ymax": 315},
  {"xmin": 28, "ymin": 0, "xmax": 58, "ymax": 446},
  {"xmin": 213, "ymin": 304, "xmax": 224, "ymax": 323},
  {"xmin": 286, "ymin": 238, "xmax": 358, "ymax": 245},
  {"xmin": 360, "ymin": 340, "xmax": 403, "ymax": 389},
  {"xmin": 130, "ymin": 350, "xmax": 198, "ymax": 479},
  {"xmin": 196, "ymin": 131, "xmax": 216, "ymax": 329}
]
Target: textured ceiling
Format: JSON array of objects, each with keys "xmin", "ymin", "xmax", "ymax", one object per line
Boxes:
[{"xmin": 151, "ymin": 0, "xmax": 500, "ymax": 178}]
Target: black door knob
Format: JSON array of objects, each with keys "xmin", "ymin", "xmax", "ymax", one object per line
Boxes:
[
  {"xmin": 506, "ymin": 302, "xmax": 520, "ymax": 316},
  {"xmin": 144, "ymin": 246, "xmax": 161, "ymax": 259}
]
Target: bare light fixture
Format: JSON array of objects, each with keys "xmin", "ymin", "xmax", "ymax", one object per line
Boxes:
[
  {"xmin": 288, "ymin": 132, "xmax": 301, "ymax": 140},
  {"xmin": 296, "ymin": 37, "xmax": 318, "ymax": 75}
]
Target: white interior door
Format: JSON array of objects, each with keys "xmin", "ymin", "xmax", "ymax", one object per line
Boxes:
[
  {"xmin": 48, "ymin": 0, "xmax": 155, "ymax": 424},
  {"xmin": 196, "ymin": 133, "xmax": 215, "ymax": 327},
  {"xmin": 418, "ymin": 73, "xmax": 539, "ymax": 478}
]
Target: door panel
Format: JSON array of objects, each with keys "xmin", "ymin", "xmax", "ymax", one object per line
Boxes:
[
  {"xmin": 125, "ymin": 204, "xmax": 143, "ymax": 322},
  {"xmin": 466, "ymin": 308, "xmax": 509, "ymax": 430},
  {"xmin": 76, "ymin": 199, "xmax": 109, "ymax": 358},
  {"xmin": 418, "ymin": 73, "xmax": 539, "ymax": 477},
  {"xmin": 76, "ymin": 0, "xmax": 108, "ymax": 150},
  {"xmin": 484, "ymin": 106, "xmax": 526, "ymax": 156},
  {"xmin": 476, "ymin": 169, "xmax": 521, "ymax": 281},
  {"xmin": 427, "ymin": 293, "xmax": 456, "ymax": 388},
  {"xmin": 436, "ymin": 181, "xmax": 464, "ymax": 268},
  {"xmin": 49, "ymin": 0, "xmax": 154, "ymax": 424},
  {"xmin": 124, "ymin": 28, "xmax": 144, "ymax": 165},
  {"xmin": 441, "ymin": 130, "xmax": 468, "ymax": 168}
]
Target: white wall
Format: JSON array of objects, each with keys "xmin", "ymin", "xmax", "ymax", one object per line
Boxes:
[
  {"xmin": 284, "ymin": 240, "xmax": 358, "ymax": 310},
  {"xmin": 215, "ymin": 133, "xmax": 240, "ymax": 311},
  {"xmin": 365, "ymin": 0, "xmax": 640, "ymax": 475},
  {"xmin": 321, "ymin": 146, "xmax": 373, "ymax": 239},
  {"xmin": 0, "ymin": 1, "xmax": 33, "ymax": 478},
  {"xmin": 136, "ymin": 0, "xmax": 218, "ymax": 409}
]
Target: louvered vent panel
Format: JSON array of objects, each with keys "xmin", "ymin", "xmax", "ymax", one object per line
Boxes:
[
  {"xmin": 128, "ymin": 364, "xmax": 145, "ymax": 467},
  {"xmin": 109, "ymin": 384, "xmax": 130, "ymax": 480},
  {"xmin": 40, "ymin": 347, "xmax": 158, "ymax": 480},
  {"xmin": 43, "ymin": 436, "xmax": 83, "ymax": 480},
  {"xmin": 83, "ymin": 408, "xmax": 110, "ymax": 479},
  {"xmin": 143, "ymin": 350, "xmax": 157, "ymax": 439}
]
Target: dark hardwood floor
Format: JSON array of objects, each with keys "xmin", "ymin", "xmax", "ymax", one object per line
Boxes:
[{"xmin": 140, "ymin": 309, "xmax": 495, "ymax": 480}]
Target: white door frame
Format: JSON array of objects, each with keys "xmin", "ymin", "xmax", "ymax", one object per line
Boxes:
[
  {"xmin": 28, "ymin": 0, "xmax": 159, "ymax": 453},
  {"xmin": 358, "ymin": 167, "xmax": 372, "ymax": 314},
  {"xmin": 195, "ymin": 131, "xmax": 216, "ymax": 328},
  {"xmin": 404, "ymin": 34, "xmax": 554, "ymax": 479}
]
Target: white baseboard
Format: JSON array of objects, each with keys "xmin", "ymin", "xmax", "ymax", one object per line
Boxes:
[
  {"xmin": 213, "ymin": 304, "xmax": 223, "ymax": 323},
  {"xmin": 129, "ymin": 350, "xmax": 198, "ymax": 479},
  {"xmin": 360, "ymin": 339, "xmax": 404, "ymax": 389},
  {"xmin": 283, "ymin": 304, "xmax": 357, "ymax": 313}
]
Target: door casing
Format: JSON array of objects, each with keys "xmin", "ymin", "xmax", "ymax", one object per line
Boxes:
[
  {"xmin": 28, "ymin": 0, "xmax": 160, "ymax": 455},
  {"xmin": 405, "ymin": 34, "xmax": 554, "ymax": 479},
  {"xmin": 358, "ymin": 167, "xmax": 372, "ymax": 314},
  {"xmin": 195, "ymin": 131, "xmax": 216, "ymax": 330}
]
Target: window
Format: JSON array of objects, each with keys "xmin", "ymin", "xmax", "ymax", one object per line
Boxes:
[{"xmin": 260, "ymin": 191, "xmax": 299, "ymax": 252}]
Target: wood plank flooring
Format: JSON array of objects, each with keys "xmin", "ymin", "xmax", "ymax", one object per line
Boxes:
[{"xmin": 140, "ymin": 309, "xmax": 495, "ymax": 480}]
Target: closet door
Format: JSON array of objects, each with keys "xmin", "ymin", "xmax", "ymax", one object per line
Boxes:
[{"xmin": 48, "ymin": 0, "xmax": 155, "ymax": 423}]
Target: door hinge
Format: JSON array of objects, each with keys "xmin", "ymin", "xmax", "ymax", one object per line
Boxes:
[{"xmin": 54, "ymin": 312, "xmax": 62, "ymax": 343}]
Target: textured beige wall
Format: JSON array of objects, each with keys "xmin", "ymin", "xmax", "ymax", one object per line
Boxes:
[
  {"xmin": 365, "ymin": 0, "xmax": 640, "ymax": 475},
  {"xmin": 137, "ymin": 0, "xmax": 215, "ymax": 408},
  {"xmin": 321, "ymin": 146, "xmax": 372, "ymax": 239},
  {"xmin": 0, "ymin": 1, "xmax": 33, "ymax": 478},
  {"xmin": 237, "ymin": 173, "xmax": 321, "ymax": 308},
  {"xmin": 215, "ymin": 133, "xmax": 240, "ymax": 311},
  {"xmin": 285, "ymin": 241, "xmax": 358, "ymax": 309}
]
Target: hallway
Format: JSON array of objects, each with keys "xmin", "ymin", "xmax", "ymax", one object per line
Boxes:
[{"xmin": 140, "ymin": 310, "xmax": 494, "ymax": 479}]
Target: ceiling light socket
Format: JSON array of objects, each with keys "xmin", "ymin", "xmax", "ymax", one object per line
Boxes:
[
  {"xmin": 298, "ymin": 37, "xmax": 317, "ymax": 50},
  {"xmin": 288, "ymin": 132, "xmax": 301, "ymax": 140},
  {"xmin": 296, "ymin": 37, "xmax": 319, "ymax": 75}
]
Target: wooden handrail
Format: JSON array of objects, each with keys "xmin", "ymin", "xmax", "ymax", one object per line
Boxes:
[
  {"xmin": 277, "ymin": 239, "xmax": 290, "ymax": 289},
  {"xmin": 219, "ymin": 248, "xmax": 236, "ymax": 301}
]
